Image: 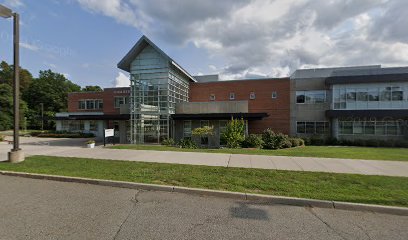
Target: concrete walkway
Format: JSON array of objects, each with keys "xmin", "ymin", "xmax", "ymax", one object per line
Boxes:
[{"xmin": 1, "ymin": 137, "xmax": 408, "ymax": 177}]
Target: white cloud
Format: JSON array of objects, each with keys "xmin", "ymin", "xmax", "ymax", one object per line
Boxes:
[
  {"xmin": 4, "ymin": 0, "xmax": 24, "ymax": 8},
  {"xmin": 20, "ymin": 42, "xmax": 39, "ymax": 51},
  {"xmin": 62, "ymin": 73, "xmax": 70, "ymax": 79},
  {"xmin": 113, "ymin": 71, "xmax": 130, "ymax": 87},
  {"xmin": 77, "ymin": 0, "xmax": 408, "ymax": 79}
]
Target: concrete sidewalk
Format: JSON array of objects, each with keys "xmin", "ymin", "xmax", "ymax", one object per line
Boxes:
[{"xmin": 1, "ymin": 138, "xmax": 408, "ymax": 177}]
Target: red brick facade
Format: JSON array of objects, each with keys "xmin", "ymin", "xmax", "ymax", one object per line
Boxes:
[
  {"xmin": 189, "ymin": 78, "xmax": 291, "ymax": 134},
  {"xmin": 68, "ymin": 87, "xmax": 130, "ymax": 115}
]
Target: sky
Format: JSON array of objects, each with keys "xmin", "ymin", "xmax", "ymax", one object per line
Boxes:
[{"xmin": 0, "ymin": 0, "xmax": 407, "ymax": 88}]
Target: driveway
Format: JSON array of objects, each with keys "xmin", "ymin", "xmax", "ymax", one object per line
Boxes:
[
  {"xmin": 0, "ymin": 175, "xmax": 407, "ymax": 240},
  {"xmin": 1, "ymin": 137, "xmax": 408, "ymax": 177}
]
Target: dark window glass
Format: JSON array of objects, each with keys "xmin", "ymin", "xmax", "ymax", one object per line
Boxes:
[{"xmin": 296, "ymin": 122, "xmax": 306, "ymax": 134}]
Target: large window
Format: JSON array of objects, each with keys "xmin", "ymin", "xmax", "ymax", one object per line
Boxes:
[
  {"xmin": 333, "ymin": 83, "xmax": 408, "ymax": 109},
  {"xmin": 296, "ymin": 121, "xmax": 329, "ymax": 134},
  {"xmin": 296, "ymin": 90, "xmax": 326, "ymax": 104},
  {"xmin": 78, "ymin": 99, "xmax": 103, "ymax": 110},
  {"xmin": 114, "ymin": 96, "xmax": 128, "ymax": 108},
  {"xmin": 339, "ymin": 120, "xmax": 403, "ymax": 136}
]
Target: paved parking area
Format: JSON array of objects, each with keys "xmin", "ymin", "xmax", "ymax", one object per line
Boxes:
[
  {"xmin": 1, "ymin": 175, "xmax": 407, "ymax": 240},
  {"xmin": 1, "ymin": 137, "xmax": 408, "ymax": 177}
]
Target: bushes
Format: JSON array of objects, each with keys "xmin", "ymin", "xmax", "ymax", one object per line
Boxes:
[
  {"xmin": 221, "ymin": 118, "xmax": 245, "ymax": 148},
  {"xmin": 177, "ymin": 138, "xmax": 197, "ymax": 149},
  {"xmin": 0, "ymin": 135, "xmax": 4, "ymax": 141},
  {"xmin": 289, "ymin": 137, "xmax": 304, "ymax": 147},
  {"xmin": 242, "ymin": 134, "xmax": 263, "ymax": 148},
  {"xmin": 261, "ymin": 129, "xmax": 289, "ymax": 150},
  {"xmin": 37, "ymin": 132, "xmax": 94, "ymax": 138},
  {"xmin": 161, "ymin": 138, "xmax": 175, "ymax": 146},
  {"xmin": 303, "ymin": 136, "xmax": 408, "ymax": 148}
]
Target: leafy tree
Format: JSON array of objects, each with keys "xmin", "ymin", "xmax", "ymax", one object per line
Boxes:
[
  {"xmin": 22, "ymin": 69, "xmax": 81, "ymax": 129},
  {"xmin": 82, "ymin": 85, "xmax": 103, "ymax": 92},
  {"xmin": 0, "ymin": 61, "xmax": 33, "ymax": 93},
  {"xmin": 0, "ymin": 83, "xmax": 27, "ymax": 131},
  {"xmin": 221, "ymin": 117, "xmax": 245, "ymax": 148}
]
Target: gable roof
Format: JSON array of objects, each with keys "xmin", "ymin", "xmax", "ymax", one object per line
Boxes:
[{"xmin": 117, "ymin": 35, "xmax": 196, "ymax": 82}]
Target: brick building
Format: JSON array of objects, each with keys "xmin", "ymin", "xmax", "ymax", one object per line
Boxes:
[{"xmin": 56, "ymin": 35, "xmax": 408, "ymax": 145}]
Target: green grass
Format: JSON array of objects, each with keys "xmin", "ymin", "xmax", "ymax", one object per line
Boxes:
[
  {"xmin": 0, "ymin": 155, "xmax": 407, "ymax": 207},
  {"xmin": 110, "ymin": 145, "xmax": 408, "ymax": 161}
]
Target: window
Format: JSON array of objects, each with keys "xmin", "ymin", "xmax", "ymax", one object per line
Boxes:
[
  {"xmin": 79, "ymin": 99, "xmax": 103, "ymax": 110},
  {"xmin": 183, "ymin": 120, "xmax": 191, "ymax": 138},
  {"xmin": 271, "ymin": 91, "xmax": 277, "ymax": 99},
  {"xmin": 338, "ymin": 120, "xmax": 403, "ymax": 136},
  {"xmin": 368, "ymin": 89, "xmax": 379, "ymax": 101},
  {"xmin": 391, "ymin": 87, "xmax": 403, "ymax": 101},
  {"xmin": 249, "ymin": 92, "xmax": 256, "ymax": 100},
  {"xmin": 114, "ymin": 96, "xmax": 128, "ymax": 108},
  {"xmin": 86, "ymin": 100, "xmax": 95, "ymax": 110},
  {"xmin": 200, "ymin": 120, "xmax": 210, "ymax": 145},
  {"xmin": 89, "ymin": 120, "xmax": 98, "ymax": 131},
  {"xmin": 296, "ymin": 90, "xmax": 326, "ymax": 104},
  {"xmin": 229, "ymin": 92, "xmax": 235, "ymax": 100},
  {"xmin": 296, "ymin": 92, "xmax": 305, "ymax": 103},
  {"xmin": 78, "ymin": 100, "xmax": 86, "ymax": 110},
  {"xmin": 380, "ymin": 87, "xmax": 391, "ymax": 101},
  {"xmin": 296, "ymin": 121, "xmax": 329, "ymax": 134},
  {"xmin": 209, "ymin": 94, "xmax": 215, "ymax": 101}
]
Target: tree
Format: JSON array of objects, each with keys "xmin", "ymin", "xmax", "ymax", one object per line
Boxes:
[
  {"xmin": 0, "ymin": 61, "xmax": 33, "ymax": 93},
  {"xmin": 0, "ymin": 83, "xmax": 27, "ymax": 131},
  {"xmin": 221, "ymin": 117, "xmax": 245, "ymax": 148},
  {"xmin": 22, "ymin": 69, "xmax": 81, "ymax": 129},
  {"xmin": 82, "ymin": 85, "xmax": 103, "ymax": 92}
]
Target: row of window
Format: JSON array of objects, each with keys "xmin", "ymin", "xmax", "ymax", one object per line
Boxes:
[
  {"xmin": 209, "ymin": 91, "xmax": 277, "ymax": 101},
  {"xmin": 296, "ymin": 91, "xmax": 326, "ymax": 104},
  {"xmin": 60, "ymin": 120, "xmax": 98, "ymax": 131},
  {"xmin": 339, "ymin": 120, "xmax": 404, "ymax": 136},
  {"xmin": 296, "ymin": 121, "xmax": 330, "ymax": 134},
  {"xmin": 78, "ymin": 99, "xmax": 103, "ymax": 110},
  {"xmin": 183, "ymin": 120, "xmax": 229, "ymax": 138}
]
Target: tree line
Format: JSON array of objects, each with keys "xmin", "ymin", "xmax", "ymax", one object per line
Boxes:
[{"xmin": 0, "ymin": 61, "xmax": 102, "ymax": 131}]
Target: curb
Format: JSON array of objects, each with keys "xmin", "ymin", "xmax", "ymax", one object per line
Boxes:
[{"xmin": 1, "ymin": 170, "xmax": 407, "ymax": 216}]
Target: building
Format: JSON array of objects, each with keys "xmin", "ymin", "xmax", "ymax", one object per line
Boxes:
[
  {"xmin": 55, "ymin": 87, "xmax": 131, "ymax": 143},
  {"xmin": 56, "ymin": 35, "xmax": 408, "ymax": 145}
]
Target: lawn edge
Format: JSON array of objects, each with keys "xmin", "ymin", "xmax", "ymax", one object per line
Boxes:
[{"xmin": 1, "ymin": 170, "xmax": 407, "ymax": 216}]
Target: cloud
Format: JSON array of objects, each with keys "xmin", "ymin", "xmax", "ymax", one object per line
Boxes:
[
  {"xmin": 113, "ymin": 71, "xmax": 130, "ymax": 87},
  {"xmin": 3, "ymin": 0, "xmax": 24, "ymax": 8},
  {"xmin": 20, "ymin": 42, "xmax": 39, "ymax": 51},
  {"xmin": 76, "ymin": 0, "xmax": 408, "ymax": 79}
]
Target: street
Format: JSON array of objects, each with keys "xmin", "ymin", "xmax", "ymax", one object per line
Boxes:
[{"xmin": 0, "ymin": 175, "xmax": 407, "ymax": 240}]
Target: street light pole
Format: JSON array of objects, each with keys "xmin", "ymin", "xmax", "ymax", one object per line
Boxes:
[{"xmin": 1, "ymin": 4, "xmax": 24, "ymax": 163}]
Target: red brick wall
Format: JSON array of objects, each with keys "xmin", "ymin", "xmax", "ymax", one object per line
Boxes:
[
  {"xmin": 189, "ymin": 78, "xmax": 290, "ymax": 134},
  {"xmin": 68, "ymin": 87, "xmax": 130, "ymax": 114}
]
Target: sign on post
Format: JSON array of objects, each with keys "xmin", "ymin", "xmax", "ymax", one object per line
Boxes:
[{"xmin": 104, "ymin": 128, "xmax": 115, "ymax": 147}]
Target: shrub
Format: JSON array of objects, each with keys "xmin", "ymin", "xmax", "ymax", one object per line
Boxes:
[
  {"xmin": 289, "ymin": 137, "xmax": 304, "ymax": 147},
  {"xmin": 310, "ymin": 135, "xmax": 326, "ymax": 146},
  {"xmin": 262, "ymin": 129, "xmax": 290, "ymax": 150},
  {"xmin": 37, "ymin": 132, "xmax": 94, "ymax": 138},
  {"xmin": 177, "ymin": 138, "xmax": 197, "ymax": 149},
  {"xmin": 0, "ymin": 135, "xmax": 4, "ymax": 141},
  {"xmin": 221, "ymin": 117, "xmax": 245, "ymax": 148},
  {"xmin": 161, "ymin": 138, "xmax": 175, "ymax": 146},
  {"xmin": 86, "ymin": 140, "xmax": 95, "ymax": 144},
  {"xmin": 282, "ymin": 139, "xmax": 292, "ymax": 148},
  {"xmin": 242, "ymin": 134, "xmax": 263, "ymax": 148}
]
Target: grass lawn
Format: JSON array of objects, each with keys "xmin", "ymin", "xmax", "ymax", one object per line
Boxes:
[
  {"xmin": 0, "ymin": 155, "xmax": 407, "ymax": 207},
  {"xmin": 110, "ymin": 145, "xmax": 408, "ymax": 162}
]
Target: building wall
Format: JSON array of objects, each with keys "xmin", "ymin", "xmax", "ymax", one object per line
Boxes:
[
  {"xmin": 290, "ymin": 77, "xmax": 331, "ymax": 137},
  {"xmin": 189, "ymin": 78, "xmax": 290, "ymax": 134},
  {"xmin": 67, "ymin": 87, "xmax": 130, "ymax": 114}
]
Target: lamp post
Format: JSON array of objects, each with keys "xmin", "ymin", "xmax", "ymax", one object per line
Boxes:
[{"xmin": 1, "ymin": 4, "xmax": 24, "ymax": 163}]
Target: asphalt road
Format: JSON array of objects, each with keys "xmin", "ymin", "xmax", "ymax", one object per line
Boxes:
[{"xmin": 0, "ymin": 175, "xmax": 407, "ymax": 240}]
